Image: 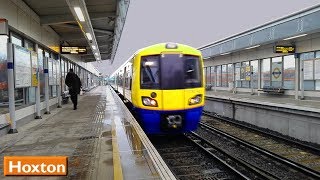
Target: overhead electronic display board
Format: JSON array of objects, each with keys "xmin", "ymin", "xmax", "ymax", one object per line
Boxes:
[
  {"xmin": 61, "ymin": 46, "xmax": 87, "ymax": 54},
  {"xmin": 274, "ymin": 46, "xmax": 295, "ymax": 53}
]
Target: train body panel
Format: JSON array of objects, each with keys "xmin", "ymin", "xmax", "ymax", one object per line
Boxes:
[{"xmin": 110, "ymin": 43, "xmax": 205, "ymax": 134}]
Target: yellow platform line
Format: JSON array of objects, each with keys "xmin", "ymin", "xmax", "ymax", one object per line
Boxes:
[{"xmin": 112, "ymin": 120, "xmax": 123, "ymax": 180}]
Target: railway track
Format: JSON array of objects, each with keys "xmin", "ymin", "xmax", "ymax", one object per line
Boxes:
[
  {"xmin": 199, "ymin": 111, "xmax": 320, "ymax": 179},
  {"xmin": 149, "ymin": 134, "xmax": 273, "ymax": 180}
]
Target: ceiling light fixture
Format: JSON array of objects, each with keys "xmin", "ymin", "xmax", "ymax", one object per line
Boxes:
[
  {"xmin": 92, "ymin": 45, "xmax": 96, "ymax": 50},
  {"xmin": 74, "ymin": 7, "xmax": 85, "ymax": 22},
  {"xmin": 283, "ymin": 34, "xmax": 307, "ymax": 41},
  {"xmin": 245, "ymin": 45, "xmax": 260, "ymax": 50}
]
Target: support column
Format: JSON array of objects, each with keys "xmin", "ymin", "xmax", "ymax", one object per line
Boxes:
[
  {"xmin": 257, "ymin": 60, "xmax": 261, "ymax": 96},
  {"xmin": 35, "ymin": 44, "xmax": 42, "ymax": 119},
  {"xmin": 300, "ymin": 57, "xmax": 304, "ymax": 100},
  {"xmin": 7, "ymin": 43, "xmax": 17, "ymax": 133},
  {"xmin": 57, "ymin": 57, "xmax": 62, "ymax": 108},
  {"xmin": 44, "ymin": 57, "xmax": 50, "ymax": 114},
  {"xmin": 250, "ymin": 66, "xmax": 254, "ymax": 95},
  {"xmin": 295, "ymin": 54, "xmax": 299, "ymax": 100}
]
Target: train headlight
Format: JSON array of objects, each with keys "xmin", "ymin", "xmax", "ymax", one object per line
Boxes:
[
  {"xmin": 189, "ymin": 94, "xmax": 202, "ymax": 105},
  {"xmin": 142, "ymin": 96, "xmax": 158, "ymax": 107}
]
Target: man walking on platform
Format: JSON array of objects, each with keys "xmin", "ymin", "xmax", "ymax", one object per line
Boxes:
[{"xmin": 65, "ymin": 69, "xmax": 81, "ymax": 110}]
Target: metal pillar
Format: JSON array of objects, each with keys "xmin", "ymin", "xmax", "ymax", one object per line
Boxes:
[
  {"xmin": 295, "ymin": 54, "xmax": 299, "ymax": 100},
  {"xmin": 7, "ymin": 43, "xmax": 17, "ymax": 133},
  {"xmin": 57, "ymin": 57, "xmax": 62, "ymax": 108},
  {"xmin": 300, "ymin": 58, "xmax": 304, "ymax": 100},
  {"xmin": 123, "ymin": 67, "xmax": 126, "ymax": 98},
  {"xmin": 250, "ymin": 66, "xmax": 254, "ymax": 95},
  {"xmin": 44, "ymin": 57, "xmax": 50, "ymax": 114},
  {"xmin": 35, "ymin": 44, "xmax": 42, "ymax": 119}
]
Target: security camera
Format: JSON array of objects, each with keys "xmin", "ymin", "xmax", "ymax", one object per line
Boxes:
[{"xmin": 89, "ymin": 40, "xmax": 93, "ymax": 43}]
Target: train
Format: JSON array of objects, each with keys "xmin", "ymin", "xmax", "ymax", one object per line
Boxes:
[{"xmin": 110, "ymin": 42, "xmax": 205, "ymax": 134}]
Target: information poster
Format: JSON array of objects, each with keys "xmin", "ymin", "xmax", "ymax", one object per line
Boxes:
[
  {"xmin": 52, "ymin": 60, "xmax": 57, "ymax": 85},
  {"xmin": 271, "ymin": 62, "xmax": 282, "ymax": 82},
  {"xmin": 240, "ymin": 67, "xmax": 245, "ymax": 80},
  {"xmin": 245, "ymin": 66, "xmax": 251, "ymax": 81},
  {"xmin": 315, "ymin": 60, "xmax": 320, "ymax": 80},
  {"xmin": 304, "ymin": 60, "xmax": 314, "ymax": 80},
  {"xmin": 14, "ymin": 45, "xmax": 32, "ymax": 88},
  {"xmin": 31, "ymin": 51, "xmax": 38, "ymax": 87}
]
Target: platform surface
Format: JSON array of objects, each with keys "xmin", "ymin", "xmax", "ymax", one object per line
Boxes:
[{"xmin": 0, "ymin": 86, "xmax": 166, "ymax": 180}]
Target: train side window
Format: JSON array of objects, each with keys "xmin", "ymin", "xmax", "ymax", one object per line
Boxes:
[{"xmin": 140, "ymin": 56, "xmax": 160, "ymax": 89}]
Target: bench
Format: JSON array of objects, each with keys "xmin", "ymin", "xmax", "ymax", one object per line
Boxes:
[
  {"xmin": 62, "ymin": 91, "xmax": 70, "ymax": 104},
  {"xmin": 258, "ymin": 86, "xmax": 285, "ymax": 94}
]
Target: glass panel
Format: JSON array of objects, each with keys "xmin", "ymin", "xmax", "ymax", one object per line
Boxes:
[
  {"xmin": 210, "ymin": 66, "xmax": 215, "ymax": 86},
  {"xmin": 300, "ymin": 52, "xmax": 314, "ymax": 60},
  {"xmin": 304, "ymin": 80, "xmax": 315, "ymax": 90},
  {"xmin": 24, "ymin": 40, "xmax": 34, "ymax": 51},
  {"xmin": 315, "ymin": 80, "xmax": 320, "ymax": 90},
  {"xmin": 28, "ymin": 87, "xmax": 36, "ymax": 104},
  {"xmin": 316, "ymin": 51, "xmax": 320, "ymax": 58},
  {"xmin": 251, "ymin": 60, "xmax": 258, "ymax": 89},
  {"xmin": 184, "ymin": 56, "xmax": 201, "ymax": 88},
  {"xmin": 241, "ymin": 61, "xmax": 250, "ymax": 88},
  {"xmin": 140, "ymin": 55, "xmax": 160, "ymax": 89},
  {"xmin": 11, "ymin": 35, "xmax": 22, "ymax": 46},
  {"xmin": 283, "ymin": 55, "xmax": 295, "ymax": 89},
  {"xmin": 221, "ymin": 65, "xmax": 228, "ymax": 87},
  {"xmin": 261, "ymin": 58, "xmax": 271, "ymax": 87},
  {"xmin": 0, "ymin": 36, "xmax": 8, "ymax": 113},
  {"xmin": 227, "ymin": 64, "xmax": 233, "ymax": 87},
  {"xmin": 235, "ymin": 63, "xmax": 241, "ymax": 87},
  {"xmin": 216, "ymin": 65, "xmax": 221, "ymax": 87}
]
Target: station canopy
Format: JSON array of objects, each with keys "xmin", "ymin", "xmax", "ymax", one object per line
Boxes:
[{"xmin": 22, "ymin": 0, "xmax": 129, "ymax": 62}]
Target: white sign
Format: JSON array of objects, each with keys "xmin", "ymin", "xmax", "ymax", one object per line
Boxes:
[
  {"xmin": 14, "ymin": 45, "xmax": 31, "ymax": 88},
  {"xmin": 304, "ymin": 60, "xmax": 314, "ymax": 80},
  {"xmin": 271, "ymin": 62, "xmax": 282, "ymax": 82},
  {"xmin": 0, "ymin": 19, "xmax": 8, "ymax": 35}
]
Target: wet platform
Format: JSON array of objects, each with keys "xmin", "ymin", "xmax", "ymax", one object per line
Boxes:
[
  {"xmin": 0, "ymin": 86, "xmax": 175, "ymax": 180},
  {"xmin": 206, "ymin": 90, "xmax": 320, "ymax": 114}
]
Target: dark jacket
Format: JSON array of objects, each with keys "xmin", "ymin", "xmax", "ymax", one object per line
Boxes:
[{"xmin": 65, "ymin": 72, "xmax": 82, "ymax": 95}]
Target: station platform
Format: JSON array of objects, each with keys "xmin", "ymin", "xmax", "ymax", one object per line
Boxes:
[
  {"xmin": 206, "ymin": 90, "xmax": 320, "ymax": 114},
  {"xmin": 0, "ymin": 86, "xmax": 175, "ymax": 180}
]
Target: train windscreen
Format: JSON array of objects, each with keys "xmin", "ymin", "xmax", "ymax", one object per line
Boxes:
[
  {"xmin": 140, "ymin": 56, "xmax": 160, "ymax": 89},
  {"xmin": 140, "ymin": 54, "xmax": 202, "ymax": 89}
]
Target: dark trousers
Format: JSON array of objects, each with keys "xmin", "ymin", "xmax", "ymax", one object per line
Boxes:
[{"xmin": 70, "ymin": 94, "xmax": 78, "ymax": 108}]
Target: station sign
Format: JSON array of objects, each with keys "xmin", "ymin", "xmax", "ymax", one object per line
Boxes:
[
  {"xmin": 0, "ymin": 19, "xmax": 9, "ymax": 35},
  {"xmin": 60, "ymin": 46, "xmax": 87, "ymax": 54},
  {"xmin": 274, "ymin": 46, "xmax": 295, "ymax": 53}
]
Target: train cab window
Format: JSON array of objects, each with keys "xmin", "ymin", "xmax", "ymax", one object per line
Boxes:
[
  {"xmin": 184, "ymin": 56, "xmax": 201, "ymax": 87},
  {"xmin": 140, "ymin": 56, "xmax": 160, "ymax": 89}
]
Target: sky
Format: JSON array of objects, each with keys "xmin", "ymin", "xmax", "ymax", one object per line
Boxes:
[{"xmin": 92, "ymin": 0, "xmax": 320, "ymax": 76}]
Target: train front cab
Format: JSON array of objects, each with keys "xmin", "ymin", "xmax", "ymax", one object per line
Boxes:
[{"xmin": 131, "ymin": 45, "xmax": 205, "ymax": 134}]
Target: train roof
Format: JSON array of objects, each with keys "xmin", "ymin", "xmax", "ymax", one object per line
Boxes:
[{"xmin": 135, "ymin": 43, "xmax": 201, "ymax": 55}]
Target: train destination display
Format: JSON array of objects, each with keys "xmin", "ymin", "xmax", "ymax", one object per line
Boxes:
[{"xmin": 61, "ymin": 46, "xmax": 87, "ymax": 54}]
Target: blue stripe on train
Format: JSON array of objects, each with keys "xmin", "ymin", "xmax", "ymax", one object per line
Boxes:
[{"xmin": 133, "ymin": 106, "xmax": 203, "ymax": 134}]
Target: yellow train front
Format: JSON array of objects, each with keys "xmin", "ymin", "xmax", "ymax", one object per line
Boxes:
[{"xmin": 112, "ymin": 43, "xmax": 205, "ymax": 134}]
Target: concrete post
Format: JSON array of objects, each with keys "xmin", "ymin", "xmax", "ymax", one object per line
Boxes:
[
  {"xmin": 44, "ymin": 57, "xmax": 50, "ymax": 114},
  {"xmin": 57, "ymin": 57, "xmax": 62, "ymax": 108},
  {"xmin": 214, "ymin": 67, "xmax": 217, "ymax": 92},
  {"xmin": 257, "ymin": 60, "xmax": 261, "ymax": 96},
  {"xmin": 35, "ymin": 44, "xmax": 42, "ymax": 119},
  {"xmin": 300, "ymin": 57, "xmax": 304, "ymax": 100},
  {"xmin": 295, "ymin": 54, "xmax": 299, "ymax": 100},
  {"xmin": 250, "ymin": 66, "xmax": 254, "ymax": 95},
  {"xmin": 7, "ymin": 43, "xmax": 17, "ymax": 133}
]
